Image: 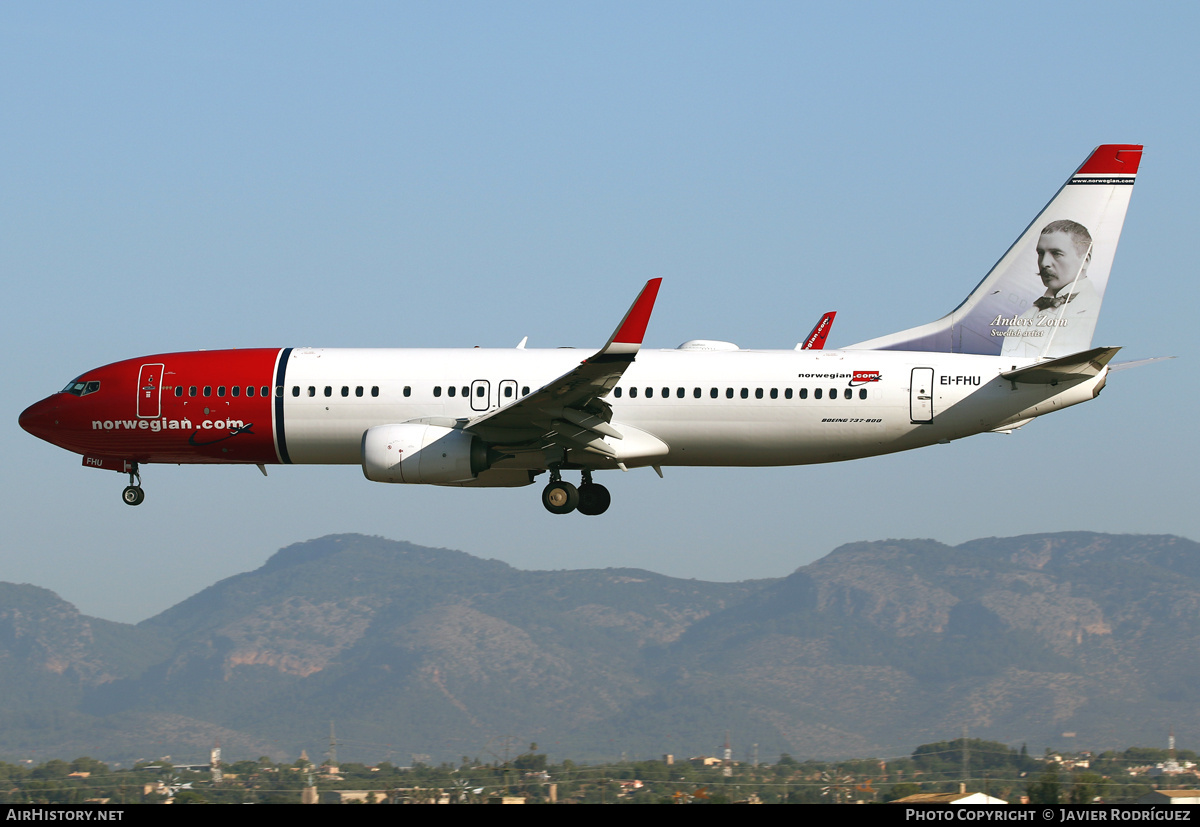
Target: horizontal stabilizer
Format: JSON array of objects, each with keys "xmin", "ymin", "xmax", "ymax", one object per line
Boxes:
[
  {"xmin": 1001, "ymin": 346, "xmax": 1121, "ymax": 384},
  {"xmin": 1108, "ymin": 356, "xmax": 1175, "ymax": 373}
]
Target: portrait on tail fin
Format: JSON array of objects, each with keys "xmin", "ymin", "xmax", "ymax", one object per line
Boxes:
[
  {"xmin": 847, "ymin": 144, "xmax": 1141, "ymax": 360},
  {"xmin": 999, "ymin": 219, "xmax": 1098, "ymax": 358}
]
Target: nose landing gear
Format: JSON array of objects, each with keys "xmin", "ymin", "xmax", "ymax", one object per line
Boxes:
[
  {"xmin": 121, "ymin": 463, "xmax": 144, "ymax": 506},
  {"xmin": 541, "ymin": 469, "xmax": 610, "ymax": 516}
]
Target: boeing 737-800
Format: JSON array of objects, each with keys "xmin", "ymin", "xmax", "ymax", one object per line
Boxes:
[{"xmin": 20, "ymin": 145, "xmax": 1145, "ymax": 515}]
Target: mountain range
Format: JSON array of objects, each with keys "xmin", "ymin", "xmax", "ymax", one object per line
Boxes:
[{"xmin": 0, "ymin": 532, "xmax": 1196, "ymax": 765}]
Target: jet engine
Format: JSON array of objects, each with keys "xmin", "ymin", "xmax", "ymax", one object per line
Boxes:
[{"xmin": 361, "ymin": 423, "xmax": 491, "ymax": 484}]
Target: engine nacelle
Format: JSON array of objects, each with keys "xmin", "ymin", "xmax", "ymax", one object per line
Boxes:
[{"xmin": 361, "ymin": 424, "xmax": 490, "ymax": 484}]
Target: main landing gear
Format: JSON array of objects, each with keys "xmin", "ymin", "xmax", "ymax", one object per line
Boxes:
[
  {"xmin": 542, "ymin": 469, "xmax": 610, "ymax": 516},
  {"xmin": 121, "ymin": 463, "xmax": 144, "ymax": 507}
]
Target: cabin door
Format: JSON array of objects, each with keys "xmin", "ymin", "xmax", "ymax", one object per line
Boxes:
[
  {"xmin": 910, "ymin": 367, "xmax": 934, "ymax": 423},
  {"xmin": 137, "ymin": 363, "xmax": 165, "ymax": 418}
]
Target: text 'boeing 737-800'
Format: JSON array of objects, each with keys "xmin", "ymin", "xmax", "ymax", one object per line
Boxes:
[{"xmin": 21, "ymin": 145, "xmax": 1156, "ymax": 515}]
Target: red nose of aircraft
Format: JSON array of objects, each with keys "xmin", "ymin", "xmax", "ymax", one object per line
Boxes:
[{"xmin": 19, "ymin": 397, "xmax": 60, "ymax": 445}]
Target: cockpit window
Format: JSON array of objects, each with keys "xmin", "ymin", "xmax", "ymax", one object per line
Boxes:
[{"xmin": 61, "ymin": 379, "xmax": 100, "ymax": 397}]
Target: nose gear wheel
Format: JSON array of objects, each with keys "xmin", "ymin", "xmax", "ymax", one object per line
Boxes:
[{"xmin": 121, "ymin": 462, "xmax": 144, "ymax": 506}]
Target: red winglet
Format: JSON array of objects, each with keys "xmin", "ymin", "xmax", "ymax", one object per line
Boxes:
[
  {"xmin": 611, "ymin": 278, "xmax": 662, "ymax": 345},
  {"xmin": 801, "ymin": 311, "xmax": 836, "ymax": 350},
  {"xmin": 1076, "ymin": 144, "xmax": 1142, "ymax": 175}
]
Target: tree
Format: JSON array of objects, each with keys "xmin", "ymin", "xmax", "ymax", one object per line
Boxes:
[
  {"xmin": 1069, "ymin": 773, "xmax": 1103, "ymax": 805},
  {"xmin": 887, "ymin": 783, "xmax": 922, "ymax": 801},
  {"xmin": 1028, "ymin": 766, "xmax": 1061, "ymax": 805}
]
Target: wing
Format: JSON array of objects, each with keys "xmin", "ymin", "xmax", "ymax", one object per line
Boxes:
[{"xmin": 465, "ymin": 279, "xmax": 662, "ymax": 459}]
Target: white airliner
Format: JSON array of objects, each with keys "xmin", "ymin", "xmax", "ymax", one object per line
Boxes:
[{"xmin": 20, "ymin": 145, "xmax": 1149, "ymax": 514}]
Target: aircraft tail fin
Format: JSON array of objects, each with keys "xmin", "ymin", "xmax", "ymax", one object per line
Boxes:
[{"xmin": 847, "ymin": 145, "xmax": 1141, "ymax": 359}]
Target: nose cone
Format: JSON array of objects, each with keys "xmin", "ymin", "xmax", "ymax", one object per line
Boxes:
[{"xmin": 19, "ymin": 397, "xmax": 60, "ymax": 444}]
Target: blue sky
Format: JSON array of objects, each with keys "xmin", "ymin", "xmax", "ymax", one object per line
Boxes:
[{"xmin": 3, "ymin": 2, "xmax": 1197, "ymax": 623}]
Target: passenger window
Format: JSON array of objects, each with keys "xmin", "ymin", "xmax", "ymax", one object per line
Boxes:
[
  {"xmin": 190, "ymin": 386, "xmax": 198, "ymax": 397},
  {"xmin": 711, "ymin": 388, "xmax": 718, "ymax": 398},
  {"xmin": 356, "ymin": 386, "xmax": 363, "ymax": 397},
  {"xmin": 693, "ymin": 387, "xmax": 701, "ymax": 399},
  {"xmin": 522, "ymin": 386, "xmax": 530, "ymax": 396},
  {"xmin": 292, "ymin": 386, "xmax": 300, "ymax": 397},
  {"xmin": 726, "ymin": 388, "xmax": 733, "ymax": 398},
  {"xmin": 829, "ymin": 387, "xmax": 837, "ymax": 399},
  {"xmin": 246, "ymin": 386, "xmax": 255, "ymax": 397},
  {"xmin": 677, "ymin": 387, "xmax": 684, "ymax": 398},
  {"xmin": 448, "ymin": 386, "xmax": 456, "ymax": 397},
  {"xmin": 770, "ymin": 388, "xmax": 778, "ymax": 399},
  {"xmin": 372, "ymin": 386, "xmax": 379, "ymax": 397},
  {"xmin": 799, "ymin": 388, "xmax": 807, "ymax": 399},
  {"xmin": 859, "ymin": 388, "xmax": 867, "ymax": 400},
  {"xmin": 274, "ymin": 386, "xmax": 281, "ymax": 397},
  {"xmin": 203, "ymin": 386, "xmax": 212, "ymax": 397},
  {"xmin": 174, "ymin": 387, "xmax": 183, "ymax": 397},
  {"xmin": 844, "ymin": 388, "xmax": 852, "ymax": 400},
  {"xmin": 503, "ymin": 386, "xmax": 513, "ymax": 398},
  {"xmin": 476, "ymin": 386, "xmax": 484, "ymax": 397},
  {"xmin": 740, "ymin": 388, "xmax": 749, "ymax": 399},
  {"xmin": 434, "ymin": 386, "xmax": 442, "ymax": 398},
  {"xmin": 645, "ymin": 387, "xmax": 653, "ymax": 398},
  {"xmin": 308, "ymin": 386, "xmax": 315, "ymax": 397},
  {"xmin": 630, "ymin": 387, "xmax": 638, "ymax": 398},
  {"xmin": 755, "ymin": 388, "xmax": 763, "ymax": 399},
  {"xmin": 217, "ymin": 386, "xmax": 225, "ymax": 397},
  {"xmin": 814, "ymin": 388, "xmax": 822, "ymax": 400},
  {"xmin": 324, "ymin": 386, "xmax": 332, "ymax": 397},
  {"xmin": 402, "ymin": 386, "xmax": 409, "ymax": 397},
  {"xmin": 614, "ymin": 387, "xmax": 623, "ymax": 398},
  {"xmin": 662, "ymin": 387, "xmax": 669, "ymax": 398},
  {"xmin": 231, "ymin": 386, "xmax": 240, "ymax": 398},
  {"xmin": 785, "ymin": 388, "xmax": 793, "ymax": 399}
]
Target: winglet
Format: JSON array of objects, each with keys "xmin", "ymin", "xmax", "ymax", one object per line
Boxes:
[
  {"xmin": 596, "ymin": 279, "xmax": 662, "ymax": 358},
  {"xmin": 798, "ymin": 311, "xmax": 836, "ymax": 350}
]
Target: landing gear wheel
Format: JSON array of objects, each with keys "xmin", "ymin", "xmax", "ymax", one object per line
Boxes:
[
  {"xmin": 542, "ymin": 481, "xmax": 579, "ymax": 515},
  {"xmin": 577, "ymin": 483, "xmax": 611, "ymax": 516},
  {"xmin": 122, "ymin": 486, "xmax": 145, "ymax": 506}
]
